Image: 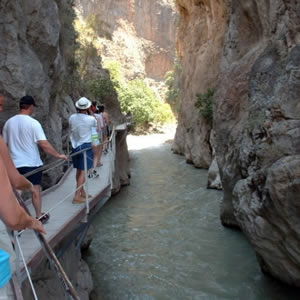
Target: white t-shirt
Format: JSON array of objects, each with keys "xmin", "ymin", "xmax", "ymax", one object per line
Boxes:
[
  {"xmin": 69, "ymin": 113, "xmax": 97, "ymax": 149},
  {"xmin": 95, "ymin": 113, "xmax": 104, "ymax": 129},
  {"xmin": 2, "ymin": 114, "xmax": 47, "ymax": 168}
]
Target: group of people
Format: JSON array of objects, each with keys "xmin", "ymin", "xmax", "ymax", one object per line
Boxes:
[
  {"xmin": 0, "ymin": 93, "xmax": 109, "ymax": 234},
  {"xmin": 69, "ymin": 97, "xmax": 110, "ymax": 204}
]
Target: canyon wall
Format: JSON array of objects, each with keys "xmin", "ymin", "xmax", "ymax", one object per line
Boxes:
[
  {"xmin": 176, "ymin": 0, "xmax": 300, "ymax": 286},
  {"xmin": 75, "ymin": 0, "xmax": 178, "ymax": 96},
  {"xmin": 0, "ymin": 0, "xmax": 127, "ymax": 186},
  {"xmin": 173, "ymin": 0, "xmax": 227, "ymax": 169}
]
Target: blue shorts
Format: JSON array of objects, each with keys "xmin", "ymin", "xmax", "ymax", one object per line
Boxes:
[
  {"xmin": 17, "ymin": 166, "xmax": 43, "ymax": 185},
  {"xmin": 71, "ymin": 143, "xmax": 93, "ymax": 170}
]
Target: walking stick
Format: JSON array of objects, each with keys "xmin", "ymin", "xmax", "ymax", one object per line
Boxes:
[{"xmin": 13, "ymin": 189, "xmax": 80, "ymax": 300}]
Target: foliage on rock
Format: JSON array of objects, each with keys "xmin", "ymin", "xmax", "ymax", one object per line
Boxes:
[
  {"xmin": 165, "ymin": 59, "xmax": 183, "ymax": 116},
  {"xmin": 104, "ymin": 61, "xmax": 175, "ymax": 128},
  {"xmin": 195, "ymin": 88, "xmax": 215, "ymax": 124}
]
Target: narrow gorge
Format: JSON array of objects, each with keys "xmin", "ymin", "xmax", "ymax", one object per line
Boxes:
[{"xmin": 0, "ymin": 0, "xmax": 300, "ymax": 298}]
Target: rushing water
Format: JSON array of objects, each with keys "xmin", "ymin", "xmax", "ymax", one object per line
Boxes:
[{"xmin": 85, "ymin": 132, "xmax": 299, "ymax": 300}]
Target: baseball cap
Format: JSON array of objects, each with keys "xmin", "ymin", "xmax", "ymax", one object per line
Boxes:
[{"xmin": 20, "ymin": 95, "xmax": 37, "ymax": 107}]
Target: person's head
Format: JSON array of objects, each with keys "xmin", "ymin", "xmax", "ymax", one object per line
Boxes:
[
  {"xmin": 19, "ymin": 95, "xmax": 37, "ymax": 114},
  {"xmin": 98, "ymin": 104, "xmax": 104, "ymax": 113},
  {"xmin": 75, "ymin": 97, "xmax": 92, "ymax": 113},
  {"xmin": 0, "ymin": 92, "xmax": 4, "ymax": 112},
  {"xmin": 91, "ymin": 101, "xmax": 97, "ymax": 113}
]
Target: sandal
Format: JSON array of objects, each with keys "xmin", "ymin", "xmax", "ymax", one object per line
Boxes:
[
  {"xmin": 81, "ymin": 190, "xmax": 92, "ymax": 199},
  {"xmin": 92, "ymin": 170, "xmax": 99, "ymax": 178},
  {"xmin": 37, "ymin": 212, "xmax": 50, "ymax": 224},
  {"xmin": 72, "ymin": 196, "xmax": 86, "ymax": 204}
]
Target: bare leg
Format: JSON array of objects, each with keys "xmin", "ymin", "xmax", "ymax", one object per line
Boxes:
[
  {"xmin": 32, "ymin": 185, "xmax": 42, "ymax": 218},
  {"xmin": 98, "ymin": 145, "xmax": 103, "ymax": 166},
  {"xmin": 75, "ymin": 169, "xmax": 85, "ymax": 199},
  {"xmin": 92, "ymin": 145, "xmax": 100, "ymax": 169}
]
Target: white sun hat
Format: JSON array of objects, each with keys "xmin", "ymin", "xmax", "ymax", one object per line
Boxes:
[{"xmin": 75, "ymin": 97, "xmax": 92, "ymax": 110}]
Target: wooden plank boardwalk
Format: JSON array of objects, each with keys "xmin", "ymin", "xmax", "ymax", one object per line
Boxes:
[{"xmin": 0, "ymin": 125, "xmax": 124, "ymax": 299}]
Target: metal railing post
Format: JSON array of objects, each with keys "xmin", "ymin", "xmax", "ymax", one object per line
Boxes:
[
  {"xmin": 14, "ymin": 235, "xmax": 21, "ymax": 285},
  {"xmin": 15, "ymin": 235, "xmax": 38, "ymax": 300},
  {"xmin": 67, "ymin": 136, "xmax": 70, "ymax": 169},
  {"xmin": 83, "ymin": 151, "xmax": 89, "ymax": 215}
]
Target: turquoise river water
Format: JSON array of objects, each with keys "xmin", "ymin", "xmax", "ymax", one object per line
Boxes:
[{"xmin": 85, "ymin": 133, "xmax": 299, "ymax": 300}]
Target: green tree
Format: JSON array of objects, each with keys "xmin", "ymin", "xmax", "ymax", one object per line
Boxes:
[{"xmin": 103, "ymin": 61, "xmax": 175, "ymax": 129}]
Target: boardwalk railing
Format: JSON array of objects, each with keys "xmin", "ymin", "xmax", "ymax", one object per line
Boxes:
[{"xmin": 7, "ymin": 125, "xmax": 117, "ymax": 299}]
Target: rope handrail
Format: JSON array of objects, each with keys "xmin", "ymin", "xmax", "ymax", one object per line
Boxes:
[
  {"xmin": 9, "ymin": 125, "xmax": 118, "ymax": 299},
  {"xmin": 24, "ymin": 125, "xmax": 116, "ymax": 178}
]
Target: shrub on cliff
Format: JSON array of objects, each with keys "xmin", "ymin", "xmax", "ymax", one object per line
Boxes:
[
  {"xmin": 86, "ymin": 76, "xmax": 115, "ymax": 99},
  {"xmin": 165, "ymin": 59, "xmax": 183, "ymax": 117},
  {"xmin": 195, "ymin": 88, "xmax": 215, "ymax": 124}
]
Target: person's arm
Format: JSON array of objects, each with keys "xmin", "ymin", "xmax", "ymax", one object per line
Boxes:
[
  {"xmin": 103, "ymin": 112, "xmax": 110, "ymax": 124},
  {"xmin": 95, "ymin": 115, "xmax": 102, "ymax": 133},
  {"xmin": 0, "ymin": 136, "xmax": 34, "ymax": 191},
  {"xmin": 33, "ymin": 120, "xmax": 67, "ymax": 160},
  {"xmin": 38, "ymin": 140, "xmax": 67, "ymax": 160},
  {"xmin": 0, "ymin": 152, "xmax": 46, "ymax": 233}
]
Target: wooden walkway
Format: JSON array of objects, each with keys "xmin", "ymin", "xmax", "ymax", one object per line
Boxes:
[{"xmin": 0, "ymin": 125, "xmax": 124, "ymax": 299}]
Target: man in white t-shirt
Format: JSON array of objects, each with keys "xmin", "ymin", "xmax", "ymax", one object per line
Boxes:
[
  {"xmin": 69, "ymin": 97, "xmax": 97, "ymax": 204},
  {"xmin": 3, "ymin": 95, "xmax": 67, "ymax": 223}
]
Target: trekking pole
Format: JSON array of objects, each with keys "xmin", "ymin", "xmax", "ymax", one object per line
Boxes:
[{"xmin": 13, "ymin": 189, "xmax": 80, "ymax": 300}]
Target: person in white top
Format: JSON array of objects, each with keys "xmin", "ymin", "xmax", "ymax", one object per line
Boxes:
[
  {"xmin": 69, "ymin": 97, "xmax": 97, "ymax": 204},
  {"xmin": 94, "ymin": 106, "xmax": 105, "ymax": 167},
  {"xmin": 99, "ymin": 104, "xmax": 110, "ymax": 153},
  {"xmin": 0, "ymin": 92, "xmax": 45, "ymax": 233},
  {"xmin": 3, "ymin": 96, "xmax": 67, "ymax": 223}
]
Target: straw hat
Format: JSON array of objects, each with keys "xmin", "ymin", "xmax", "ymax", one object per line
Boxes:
[{"xmin": 75, "ymin": 97, "xmax": 91, "ymax": 110}]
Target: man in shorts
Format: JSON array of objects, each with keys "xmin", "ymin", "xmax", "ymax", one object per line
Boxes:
[
  {"xmin": 3, "ymin": 95, "xmax": 67, "ymax": 223},
  {"xmin": 0, "ymin": 135, "xmax": 46, "ymax": 233},
  {"xmin": 69, "ymin": 97, "xmax": 97, "ymax": 203}
]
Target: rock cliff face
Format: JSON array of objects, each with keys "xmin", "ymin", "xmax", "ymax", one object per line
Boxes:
[
  {"xmin": 173, "ymin": 0, "xmax": 227, "ymax": 168},
  {"xmin": 75, "ymin": 0, "xmax": 178, "ymax": 95},
  {"xmin": 216, "ymin": 0, "xmax": 300, "ymax": 286},
  {"xmin": 0, "ymin": 0, "xmax": 127, "ymax": 185},
  {"xmin": 176, "ymin": 0, "xmax": 300, "ymax": 286}
]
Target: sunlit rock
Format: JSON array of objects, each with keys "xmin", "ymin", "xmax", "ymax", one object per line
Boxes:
[
  {"xmin": 173, "ymin": 0, "xmax": 227, "ymax": 168},
  {"xmin": 75, "ymin": 0, "xmax": 178, "ymax": 98}
]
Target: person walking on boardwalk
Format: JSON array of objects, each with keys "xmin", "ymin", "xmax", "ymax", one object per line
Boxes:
[
  {"xmin": 94, "ymin": 104, "xmax": 105, "ymax": 167},
  {"xmin": 69, "ymin": 97, "xmax": 97, "ymax": 204},
  {"xmin": 0, "ymin": 93, "xmax": 45, "ymax": 233},
  {"xmin": 0, "ymin": 135, "xmax": 46, "ymax": 233},
  {"xmin": 2, "ymin": 95, "xmax": 67, "ymax": 223},
  {"xmin": 99, "ymin": 104, "xmax": 110, "ymax": 154},
  {"xmin": 87, "ymin": 101, "xmax": 102, "ymax": 178}
]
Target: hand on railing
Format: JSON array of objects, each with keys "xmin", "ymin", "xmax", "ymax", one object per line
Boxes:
[
  {"xmin": 57, "ymin": 154, "xmax": 68, "ymax": 161},
  {"xmin": 28, "ymin": 217, "xmax": 46, "ymax": 234}
]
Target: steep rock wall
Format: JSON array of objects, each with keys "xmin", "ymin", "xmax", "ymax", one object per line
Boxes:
[
  {"xmin": 173, "ymin": 0, "xmax": 227, "ymax": 168},
  {"xmin": 215, "ymin": 0, "xmax": 300, "ymax": 286},
  {"xmin": 176, "ymin": 0, "xmax": 300, "ymax": 286},
  {"xmin": 75, "ymin": 0, "xmax": 178, "ymax": 87},
  {"xmin": 0, "ymin": 0, "xmax": 128, "ymax": 186}
]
